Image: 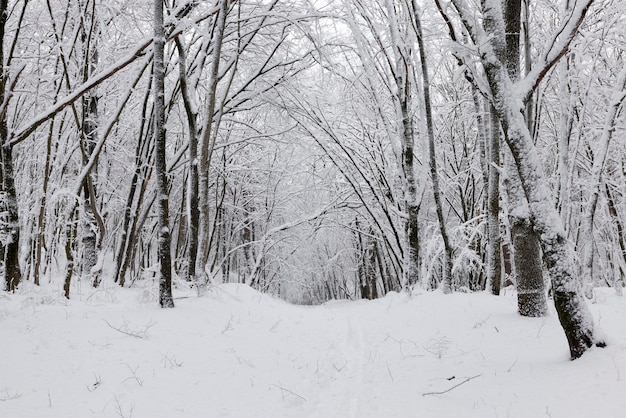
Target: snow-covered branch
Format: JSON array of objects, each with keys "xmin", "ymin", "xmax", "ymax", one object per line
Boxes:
[{"xmin": 518, "ymin": 0, "xmax": 595, "ymax": 98}]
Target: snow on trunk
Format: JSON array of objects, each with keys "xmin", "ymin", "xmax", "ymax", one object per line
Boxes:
[
  {"xmin": 452, "ymin": 0, "xmax": 600, "ymax": 358},
  {"xmin": 154, "ymin": 0, "xmax": 174, "ymax": 308}
]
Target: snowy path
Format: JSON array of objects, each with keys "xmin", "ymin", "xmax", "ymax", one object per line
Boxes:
[{"xmin": 1, "ymin": 284, "xmax": 626, "ymax": 417}]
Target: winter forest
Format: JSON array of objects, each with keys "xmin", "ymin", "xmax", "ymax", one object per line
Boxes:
[{"xmin": 2, "ymin": 0, "xmax": 626, "ymax": 416}]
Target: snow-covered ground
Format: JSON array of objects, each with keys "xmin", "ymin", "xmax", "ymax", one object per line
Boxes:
[{"xmin": 1, "ymin": 282, "xmax": 625, "ymax": 418}]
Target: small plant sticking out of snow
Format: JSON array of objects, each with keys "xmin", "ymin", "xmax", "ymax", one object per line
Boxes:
[
  {"xmin": 86, "ymin": 374, "xmax": 102, "ymax": 392},
  {"xmin": 0, "ymin": 389, "xmax": 22, "ymax": 402},
  {"xmin": 423, "ymin": 336, "xmax": 452, "ymax": 359},
  {"xmin": 104, "ymin": 318, "xmax": 155, "ymax": 339}
]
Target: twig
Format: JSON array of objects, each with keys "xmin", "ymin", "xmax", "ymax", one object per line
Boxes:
[
  {"xmin": 386, "ymin": 361, "xmax": 394, "ymax": 382},
  {"xmin": 221, "ymin": 314, "xmax": 235, "ymax": 334},
  {"xmin": 86, "ymin": 373, "xmax": 102, "ymax": 392},
  {"xmin": 0, "ymin": 389, "xmax": 21, "ymax": 401},
  {"xmin": 272, "ymin": 383, "xmax": 307, "ymax": 402},
  {"xmin": 422, "ymin": 374, "xmax": 482, "ymax": 396},
  {"xmin": 104, "ymin": 319, "xmax": 153, "ymax": 339},
  {"xmin": 123, "ymin": 364, "xmax": 143, "ymax": 387}
]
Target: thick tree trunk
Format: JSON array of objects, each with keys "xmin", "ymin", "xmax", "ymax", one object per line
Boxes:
[
  {"xmin": 1, "ymin": 144, "xmax": 21, "ymax": 292},
  {"xmin": 457, "ymin": 0, "xmax": 599, "ymax": 358},
  {"xmin": 0, "ymin": 0, "xmax": 21, "ymax": 292},
  {"xmin": 487, "ymin": 105, "xmax": 503, "ymax": 295},
  {"xmin": 154, "ymin": 0, "xmax": 174, "ymax": 308},
  {"xmin": 503, "ymin": 0, "xmax": 547, "ymax": 315}
]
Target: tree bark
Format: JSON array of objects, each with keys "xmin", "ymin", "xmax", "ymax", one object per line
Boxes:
[
  {"xmin": 0, "ymin": 0, "xmax": 22, "ymax": 292},
  {"xmin": 175, "ymin": 37, "xmax": 200, "ymax": 283},
  {"xmin": 503, "ymin": 0, "xmax": 547, "ymax": 315},
  {"xmin": 197, "ymin": 0, "xmax": 229, "ymax": 279},
  {"xmin": 80, "ymin": 12, "xmax": 102, "ymax": 287},
  {"xmin": 154, "ymin": 0, "xmax": 174, "ymax": 308},
  {"xmin": 411, "ymin": 1, "xmax": 453, "ymax": 293},
  {"xmin": 451, "ymin": 0, "xmax": 599, "ymax": 358},
  {"xmin": 487, "ymin": 105, "xmax": 503, "ymax": 295},
  {"xmin": 383, "ymin": 0, "xmax": 420, "ymax": 288}
]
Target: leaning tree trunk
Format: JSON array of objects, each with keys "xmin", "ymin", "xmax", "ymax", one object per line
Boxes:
[
  {"xmin": 452, "ymin": 0, "xmax": 600, "ymax": 358},
  {"xmin": 154, "ymin": 0, "xmax": 174, "ymax": 308}
]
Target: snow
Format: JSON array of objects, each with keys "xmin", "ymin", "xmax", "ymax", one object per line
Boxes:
[{"xmin": 2, "ymin": 283, "xmax": 626, "ymax": 417}]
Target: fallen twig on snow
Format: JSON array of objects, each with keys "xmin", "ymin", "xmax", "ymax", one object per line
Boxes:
[
  {"xmin": 422, "ymin": 374, "xmax": 482, "ymax": 396},
  {"xmin": 104, "ymin": 319, "xmax": 153, "ymax": 339},
  {"xmin": 272, "ymin": 383, "xmax": 307, "ymax": 402}
]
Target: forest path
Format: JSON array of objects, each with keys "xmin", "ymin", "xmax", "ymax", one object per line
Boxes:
[{"xmin": 2, "ymin": 284, "xmax": 626, "ymax": 418}]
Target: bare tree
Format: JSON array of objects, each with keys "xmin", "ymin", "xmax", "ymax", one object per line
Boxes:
[
  {"xmin": 154, "ymin": 0, "xmax": 174, "ymax": 308},
  {"xmin": 0, "ymin": 0, "xmax": 26, "ymax": 291},
  {"xmin": 450, "ymin": 0, "xmax": 602, "ymax": 358},
  {"xmin": 410, "ymin": 0, "xmax": 454, "ymax": 293},
  {"xmin": 502, "ymin": 0, "xmax": 547, "ymax": 315}
]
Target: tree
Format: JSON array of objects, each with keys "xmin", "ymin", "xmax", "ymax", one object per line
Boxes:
[
  {"xmin": 449, "ymin": 0, "xmax": 602, "ymax": 358},
  {"xmin": 154, "ymin": 0, "xmax": 174, "ymax": 308},
  {"xmin": 0, "ymin": 0, "xmax": 25, "ymax": 291},
  {"xmin": 410, "ymin": 0, "xmax": 454, "ymax": 293},
  {"xmin": 196, "ymin": 0, "xmax": 229, "ymax": 280},
  {"xmin": 503, "ymin": 0, "xmax": 547, "ymax": 315}
]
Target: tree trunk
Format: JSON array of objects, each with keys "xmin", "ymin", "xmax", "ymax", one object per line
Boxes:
[
  {"xmin": 0, "ymin": 0, "xmax": 21, "ymax": 291},
  {"xmin": 197, "ymin": 0, "xmax": 229, "ymax": 278},
  {"xmin": 384, "ymin": 0, "xmax": 420, "ymax": 288},
  {"xmin": 82, "ymin": 90, "xmax": 100, "ymax": 287},
  {"xmin": 503, "ymin": 0, "xmax": 547, "ymax": 315},
  {"xmin": 487, "ymin": 105, "xmax": 503, "ymax": 295},
  {"xmin": 412, "ymin": 1, "xmax": 453, "ymax": 293},
  {"xmin": 80, "ymin": 1, "xmax": 103, "ymax": 288},
  {"xmin": 175, "ymin": 37, "xmax": 200, "ymax": 283},
  {"xmin": 0, "ymin": 144, "xmax": 21, "ymax": 292},
  {"xmin": 452, "ymin": 0, "xmax": 600, "ymax": 358},
  {"xmin": 154, "ymin": 0, "xmax": 174, "ymax": 308}
]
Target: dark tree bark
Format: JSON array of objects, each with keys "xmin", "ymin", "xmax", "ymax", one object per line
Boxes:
[
  {"xmin": 503, "ymin": 0, "xmax": 547, "ymax": 315},
  {"xmin": 0, "ymin": 0, "xmax": 22, "ymax": 292},
  {"xmin": 487, "ymin": 105, "xmax": 503, "ymax": 295},
  {"xmin": 154, "ymin": 0, "xmax": 174, "ymax": 308}
]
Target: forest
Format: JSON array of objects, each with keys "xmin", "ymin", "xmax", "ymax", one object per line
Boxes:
[{"xmin": 1, "ymin": 0, "xmax": 625, "ymax": 362}]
